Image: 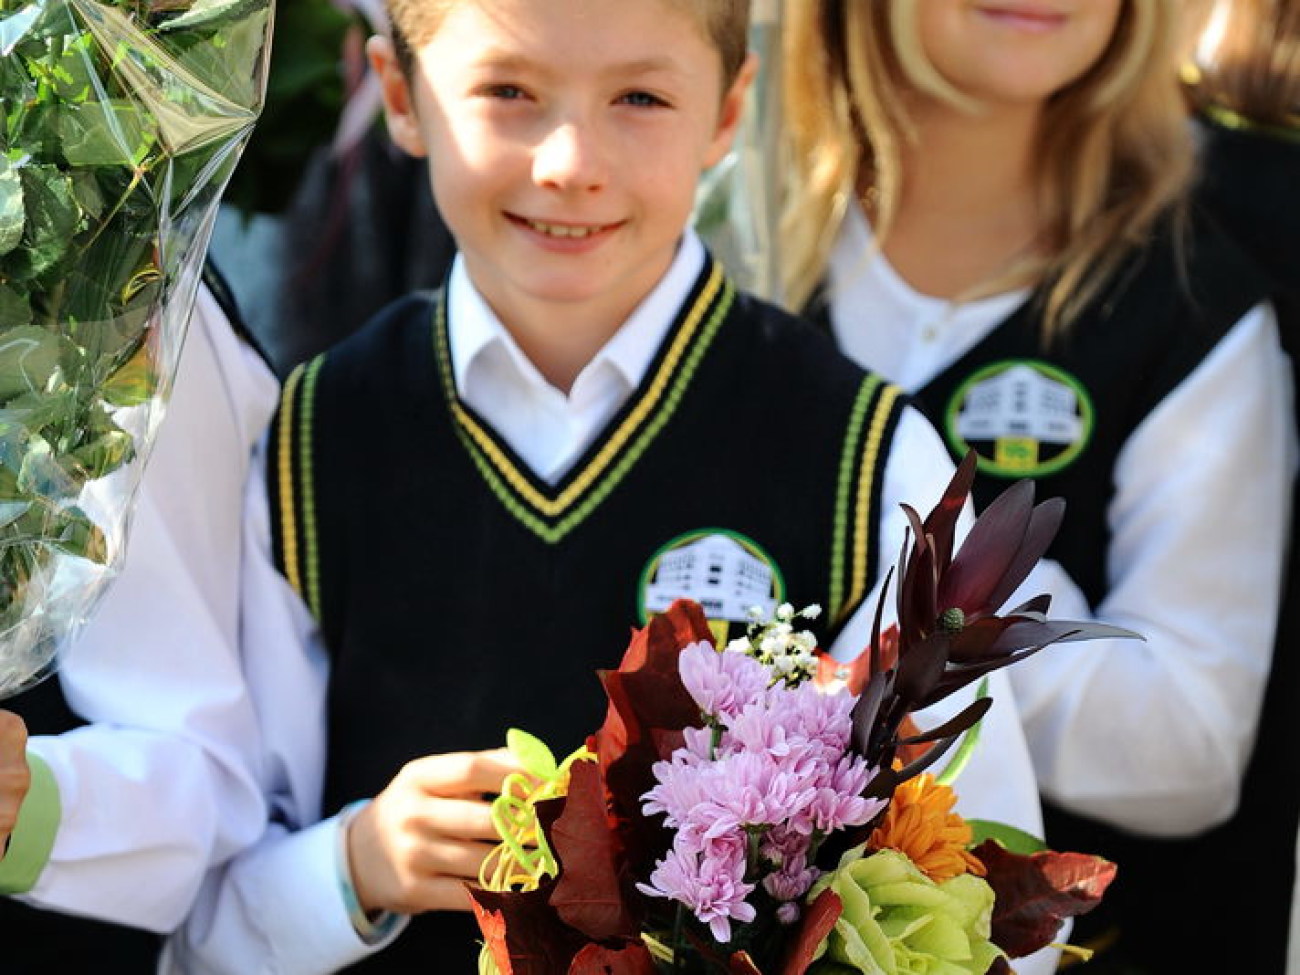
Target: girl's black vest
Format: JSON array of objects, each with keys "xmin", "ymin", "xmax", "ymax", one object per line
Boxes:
[
  {"xmin": 818, "ymin": 211, "xmax": 1273, "ymax": 973},
  {"xmin": 268, "ymin": 257, "xmax": 906, "ymax": 972}
]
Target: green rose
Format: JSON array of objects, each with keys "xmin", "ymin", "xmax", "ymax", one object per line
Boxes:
[{"xmin": 808, "ymin": 848, "xmax": 1005, "ymax": 975}]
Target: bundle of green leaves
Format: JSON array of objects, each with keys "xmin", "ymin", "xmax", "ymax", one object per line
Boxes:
[{"xmin": 0, "ymin": 0, "xmax": 269, "ymax": 692}]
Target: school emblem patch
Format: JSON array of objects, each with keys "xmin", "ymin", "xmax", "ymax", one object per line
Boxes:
[
  {"xmin": 944, "ymin": 360, "xmax": 1094, "ymax": 478},
  {"xmin": 638, "ymin": 529, "xmax": 786, "ymax": 646}
]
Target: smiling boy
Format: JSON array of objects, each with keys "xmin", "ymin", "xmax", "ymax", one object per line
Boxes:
[{"xmin": 163, "ymin": 2, "xmax": 1045, "ymax": 972}]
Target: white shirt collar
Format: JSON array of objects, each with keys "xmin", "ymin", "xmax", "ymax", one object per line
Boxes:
[
  {"xmin": 448, "ymin": 231, "xmax": 706, "ymax": 400},
  {"xmin": 446, "ymin": 231, "xmax": 707, "ymax": 482}
]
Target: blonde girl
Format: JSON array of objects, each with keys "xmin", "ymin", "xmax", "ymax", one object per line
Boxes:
[{"xmin": 782, "ymin": 1, "xmax": 1296, "ymax": 970}]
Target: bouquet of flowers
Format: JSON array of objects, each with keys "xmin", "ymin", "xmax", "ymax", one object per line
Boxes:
[
  {"xmin": 0, "ymin": 0, "xmax": 272, "ymax": 695},
  {"xmin": 470, "ymin": 455, "xmax": 1128, "ymax": 974}
]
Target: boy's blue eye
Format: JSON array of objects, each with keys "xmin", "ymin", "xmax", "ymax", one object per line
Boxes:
[
  {"xmin": 485, "ymin": 84, "xmax": 527, "ymax": 100},
  {"xmin": 618, "ymin": 90, "xmax": 668, "ymax": 108}
]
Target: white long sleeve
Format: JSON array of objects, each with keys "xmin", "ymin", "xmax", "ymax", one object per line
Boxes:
[
  {"xmin": 1004, "ymin": 302, "xmax": 1296, "ymax": 834},
  {"xmin": 17, "ymin": 287, "xmax": 279, "ymax": 930}
]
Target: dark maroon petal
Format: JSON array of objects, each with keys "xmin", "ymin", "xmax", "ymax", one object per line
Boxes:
[
  {"xmin": 919, "ymin": 648, "xmax": 1043, "ymax": 706},
  {"xmin": 894, "ymin": 631, "xmax": 949, "ymax": 705},
  {"xmin": 946, "ymin": 617, "xmax": 1017, "ymax": 661},
  {"xmin": 980, "ymin": 498, "xmax": 1065, "ymax": 614},
  {"xmin": 899, "ymin": 696, "xmax": 993, "ymax": 745},
  {"xmin": 937, "ymin": 480, "xmax": 1035, "ymax": 613},
  {"xmin": 868, "ymin": 564, "xmax": 895, "ymax": 677},
  {"xmin": 1006, "ymin": 594, "xmax": 1052, "ymax": 617},
  {"xmin": 922, "ymin": 450, "xmax": 978, "ymax": 570},
  {"xmin": 899, "ymin": 542, "xmax": 938, "ymax": 642},
  {"xmin": 851, "ymin": 670, "xmax": 892, "ymax": 758},
  {"xmin": 988, "ymin": 619, "xmax": 1142, "ymax": 654}
]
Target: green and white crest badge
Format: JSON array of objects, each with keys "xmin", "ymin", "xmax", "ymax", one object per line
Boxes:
[
  {"xmin": 638, "ymin": 529, "xmax": 786, "ymax": 646},
  {"xmin": 944, "ymin": 360, "xmax": 1094, "ymax": 478}
]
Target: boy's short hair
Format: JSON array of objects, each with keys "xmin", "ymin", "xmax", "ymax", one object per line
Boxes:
[{"xmin": 385, "ymin": 0, "xmax": 750, "ymax": 88}]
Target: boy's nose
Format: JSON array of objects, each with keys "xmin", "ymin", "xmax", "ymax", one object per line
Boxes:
[{"xmin": 532, "ymin": 121, "xmax": 608, "ymax": 193}]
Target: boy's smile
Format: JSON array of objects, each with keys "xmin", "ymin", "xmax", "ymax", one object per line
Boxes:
[{"xmin": 371, "ymin": 0, "xmax": 753, "ymax": 388}]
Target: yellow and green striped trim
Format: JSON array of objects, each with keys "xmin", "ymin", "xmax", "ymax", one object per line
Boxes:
[
  {"xmin": 433, "ymin": 260, "xmax": 735, "ymax": 544},
  {"xmin": 1202, "ymin": 102, "xmax": 1300, "ymax": 146},
  {"xmin": 272, "ymin": 355, "xmax": 326, "ymax": 619},
  {"xmin": 828, "ymin": 375, "xmax": 903, "ymax": 627}
]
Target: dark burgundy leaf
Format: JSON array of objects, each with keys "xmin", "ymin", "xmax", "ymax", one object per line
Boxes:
[
  {"xmin": 922, "ymin": 449, "xmax": 978, "ymax": 570},
  {"xmin": 899, "ymin": 696, "xmax": 992, "ymax": 746},
  {"xmin": 779, "ymin": 887, "xmax": 842, "ymax": 975},
  {"xmin": 568, "ymin": 941, "xmax": 659, "ymax": 974},
  {"xmin": 945, "ymin": 617, "xmax": 1019, "ymax": 661},
  {"xmin": 980, "ymin": 498, "xmax": 1065, "ymax": 613},
  {"xmin": 549, "ymin": 761, "xmax": 639, "ymax": 941},
  {"xmin": 893, "ymin": 631, "xmax": 949, "ymax": 704},
  {"xmin": 972, "ymin": 840, "xmax": 1118, "ymax": 959},
  {"xmin": 920, "ymin": 648, "xmax": 1043, "ymax": 707},
  {"xmin": 1007, "ymin": 594, "xmax": 1052, "ymax": 616},
  {"xmin": 727, "ymin": 951, "xmax": 764, "ymax": 974},
  {"xmin": 987, "ymin": 619, "xmax": 1142, "ymax": 654},
  {"xmin": 938, "ymin": 479, "xmax": 1035, "ymax": 614},
  {"xmin": 470, "ymin": 880, "xmax": 588, "ymax": 975}
]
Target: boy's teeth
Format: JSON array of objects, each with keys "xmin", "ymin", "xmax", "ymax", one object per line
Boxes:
[{"xmin": 528, "ymin": 219, "xmax": 597, "ymax": 238}]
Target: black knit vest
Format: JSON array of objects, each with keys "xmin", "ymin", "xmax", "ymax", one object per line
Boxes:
[{"xmin": 268, "ymin": 257, "xmax": 906, "ymax": 972}]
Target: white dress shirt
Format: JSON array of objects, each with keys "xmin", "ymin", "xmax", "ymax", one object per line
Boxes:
[
  {"xmin": 16, "ymin": 286, "xmax": 279, "ymax": 930},
  {"xmin": 167, "ymin": 233, "xmax": 1053, "ymax": 974},
  {"xmin": 829, "ymin": 203, "xmax": 1298, "ymax": 836}
]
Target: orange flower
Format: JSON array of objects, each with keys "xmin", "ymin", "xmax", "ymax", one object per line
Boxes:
[{"xmin": 869, "ymin": 773, "xmax": 986, "ymax": 883}]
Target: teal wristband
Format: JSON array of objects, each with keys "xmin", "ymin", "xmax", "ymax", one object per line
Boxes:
[
  {"xmin": 0, "ymin": 752, "xmax": 60, "ymax": 895},
  {"xmin": 335, "ymin": 799, "xmax": 403, "ymax": 944}
]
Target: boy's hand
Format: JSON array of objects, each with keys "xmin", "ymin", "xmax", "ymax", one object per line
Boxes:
[
  {"xmin": 0, "ymin": 711, "xmax": 30, "ymax": 859},
  {"xmin": 347, "ymin": 748, "xmax": 522, "ymax": 915}
]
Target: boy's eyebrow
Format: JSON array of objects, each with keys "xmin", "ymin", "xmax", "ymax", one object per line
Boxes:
[{"xmin": 470, "ymin": 50, "xmax": 688, "ymax": 80}]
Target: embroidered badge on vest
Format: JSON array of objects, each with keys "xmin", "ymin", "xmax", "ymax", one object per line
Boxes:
[
  {"xmin": 638, "ymin": 529, "xmax": 786, "ymax": 646},
  {"xmin": 944, "ymin": 360, "xmax": 1094, "ymax": 478}
]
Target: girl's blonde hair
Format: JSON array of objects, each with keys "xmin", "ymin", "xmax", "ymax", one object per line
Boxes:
[
  {"xmin": 781, "ymin": 0, "xmax": 1195, "ymax": 341},
  {"xmin": 1189, "ymin": 0, "xmax": 1300, "ymax": 130}
]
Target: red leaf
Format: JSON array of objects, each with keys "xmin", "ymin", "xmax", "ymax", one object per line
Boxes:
[
  {"xmin": 591, "ymin": 601, "xmax": 712, "ymax": 776},
  {"xmin": 549, "ymin": 761, "xmax": 640, "ymax": 941},
  {"xmin": 780, "ymin": 888, "xmax": 842, "ymax": 975},
  {"xmin": 972, "ymin": 840, "xmax": 1118, "ymax": 959},
  {"xmin": 588, "ymin": 602, "xmax": 713, "ymax": 876},
  {"xmin": 469, "ymin": 880, "xmax": 588, "ymax": 975},
  {"xmin": 568, "ymin": 941, "xmax": 660, "ymax": 975},
  {"xmin": 728, "ymin": 950, "xmax": 764, "ymax": 974}
]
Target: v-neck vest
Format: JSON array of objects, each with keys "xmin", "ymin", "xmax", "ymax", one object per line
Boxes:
[
  {"xmin": 267, "ymin": 258, "xmax": 905, "ymax": 972},
  {"xmin": 910, "ymin": 212, "xmax": 1270, "ymax": 607}
]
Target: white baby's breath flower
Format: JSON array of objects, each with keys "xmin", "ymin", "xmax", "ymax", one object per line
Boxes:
[{"xmin": 726, "ymin": 637, "xmax": 753, "ymax": 655}]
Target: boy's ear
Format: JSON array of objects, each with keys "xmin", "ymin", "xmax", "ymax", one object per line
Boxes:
[
  {"xmin": 367, "ymin": 35, "xmax": 429, "ymax": 159},
  {"xmin": 703, "ymin": 52, "xmax": 760, "ymax": 170}
]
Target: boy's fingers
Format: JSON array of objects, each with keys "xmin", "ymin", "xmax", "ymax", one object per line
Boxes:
[
  {"xmin": 401, "ymin": 749, "xmax": 524, "ymax": 798},
  {"xmin": 414, "ymin": 795, "xmax": 498, "ymax": 842},
  {"xmin": 404, "ymin": 874, "xmax": 478, "ymax": 914},
  {"xmin": 409, "ymin": 834, "xmax": 496, "ymax": 884}
]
